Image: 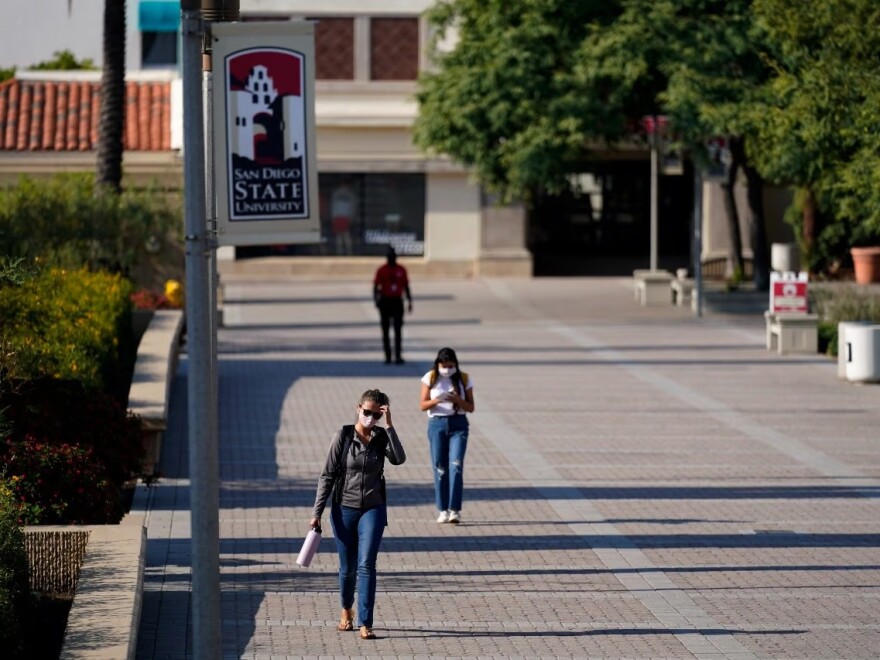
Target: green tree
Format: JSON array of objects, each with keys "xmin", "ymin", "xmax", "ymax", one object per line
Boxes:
[
  {"xmin": 748, "ymin": 0, "xmax": 880, "ymax": 271},
  {"xmin": 416, "ymin": 0, "xmax": 776, "ymax": 286},
  {"xmin": 415, "ymin": 0, "xmax": 622, "ymax": 203},
  {"xmin": 28, "ymin": 49, "xmax": 96, "ymax": 71},
  {"xmin": 576, "ymin": 0, "xmax": 772, "ymax": 287}
]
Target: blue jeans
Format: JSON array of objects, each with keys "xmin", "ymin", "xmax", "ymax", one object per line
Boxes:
[
  {"xmin": 330, "ymin": 503, "xmax": 387, "ymax": 628},
  {"xmin": 427, "ymin": 415, "xmax": 469, "ymax": 511}
]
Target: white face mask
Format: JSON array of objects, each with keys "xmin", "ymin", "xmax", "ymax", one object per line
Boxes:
[
  {"xmin": 438, "ymin": 366, "xmax": 456, "ymax": 377},
  {"xmin": 360, "ymin": 413, "xmax": 377, "ymax": 428}
]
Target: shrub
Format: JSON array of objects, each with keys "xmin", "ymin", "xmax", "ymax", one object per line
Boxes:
[
  {"xmin": 811, "ymin": 285, "xmax": 880, "ymax": 356},
  {"xmin": 0, "ymin": 479, "xmax": 29, "ymax": 656},
  {"xmin": 0, "ymin": 267, "xmax": 134, "ymax": 398},
  {"xmin": 2, "ymin": 381, "xmax": 144, "ymax": 523},
  {"xmin": 817, "ymin": 321, "xmax": 837, "ymax": 356},
  {"xmin": 28, "ymin": 49, "xmax": 95, "ymax": 71},
  {"xmin": 0, "ymin": 264, "xmax": 145, "ymax": 524},
  {"xmin": 4, "ymin": 439, "xmax": 118, "ymax": 525},
  {"xmin": 0, "ymin": 173, "xmax": 179, "ymax": 279}
]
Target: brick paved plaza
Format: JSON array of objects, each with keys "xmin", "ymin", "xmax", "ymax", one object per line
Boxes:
[{"xmin": 135, "ymin": 277, "xmax": 880, "ymax": 659}]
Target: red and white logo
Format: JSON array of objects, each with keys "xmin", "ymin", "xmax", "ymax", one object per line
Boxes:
[
  {"xmin": 770, "ymin": 272, "xmax": 808, "ymax": 314},
  {"xmin": 225, "ymin": 47, "xmax": 309, "ymax": 221}
]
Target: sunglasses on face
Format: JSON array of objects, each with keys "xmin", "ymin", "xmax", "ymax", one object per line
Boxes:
[{"xmin": 360, "ymin": 408, "xmax": 383, "ymax": 419}]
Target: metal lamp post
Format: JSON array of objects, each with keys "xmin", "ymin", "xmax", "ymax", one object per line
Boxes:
[
  {"xmin": 642, "ymin": 115, "xmax": 668, "ymax": 272},
  {"xmin": 180, "ymin": 2, "xmax": 239, "ymax": 658}
]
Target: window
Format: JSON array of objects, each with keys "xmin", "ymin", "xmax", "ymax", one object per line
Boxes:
[
  {"xmin": 139, "ymin": 0, "xmax": 179, "ymax": 66},
  {"xmin": 141, "ymin": 32, "xmax": 177, "ymax": 67},
  {"xmin": 312, "ymin": 17, "xmax": 354, "ymax": 80},
  {"xmin": 237, "ymin": 173, "xmax": 426, "ymax": 258},
  {"xmin": 322, "ymin": 173, "xmax": 425, "ymax": 256},
  {"xmin": 370, "ymin": 18, "xmax": 419, "ymax": 80}
]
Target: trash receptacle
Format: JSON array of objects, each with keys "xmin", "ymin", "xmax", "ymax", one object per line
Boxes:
[
  {"xmin": 837, "ymin": 321, "xmax": 871, "ymax": 379},
  {"xmin": 771, "ymin": 242, "xmax": 799, "ymax": 273},
  {"xmin": 844, "ymin": 324, "xmax": 880, "ymax": 383}
]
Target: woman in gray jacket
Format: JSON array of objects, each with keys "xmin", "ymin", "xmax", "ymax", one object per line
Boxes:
[{"xmin": 310, "ymin": 389, "xmax": 406, "ymax": 640}]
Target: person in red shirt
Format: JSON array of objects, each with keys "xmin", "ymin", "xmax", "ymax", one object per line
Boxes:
[{"xmin": 373, "ymin": 247, "xmax": 413, "ymax": 364}]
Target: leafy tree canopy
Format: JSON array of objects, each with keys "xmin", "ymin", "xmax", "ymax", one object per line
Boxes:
[
  {"xmin": 416, "ymin": 0, "xmax": 770, "ymax": 199},
  {"xmin": 414, "ymin": 0, "xmax": 621, "ymax": 202},
  {"xmin": 28, "ymin": 49, "xmax": 96, "ymax": 71},
  {"xmin": 574, "ymin": 0, "xmax": 769, "ymax": 163},
  {"xmin": 749, "ymin": 0, "xmax": 880, "ymax": 239}
]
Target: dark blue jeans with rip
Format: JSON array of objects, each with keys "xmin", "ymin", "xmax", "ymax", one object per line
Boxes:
[{"xmin": 427, "ymin": 414, "xmax": 469, "ymax": 512}]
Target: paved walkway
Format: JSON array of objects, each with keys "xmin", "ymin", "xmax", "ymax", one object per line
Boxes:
[{"xmin": 135, "ymin": 277, "xmax": 880, "ymax": 659}]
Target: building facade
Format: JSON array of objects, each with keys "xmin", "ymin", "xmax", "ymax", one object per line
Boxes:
[
  {"xmin": 0, "ymin": 0, "xmax": 531, "ymax": 278},
  {"xmin": 1, "ymin": 1, "xmax": 790, "ymax": 278}
]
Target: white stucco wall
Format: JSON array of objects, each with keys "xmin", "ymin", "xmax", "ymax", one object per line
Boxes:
[{"xmin": 424, "ymin": 173, "xmax": 481, "ymax": 261}]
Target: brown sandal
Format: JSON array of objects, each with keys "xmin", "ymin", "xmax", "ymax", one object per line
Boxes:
[
  {"xmin": 359, "ymin": 625, "xmax": 376, "ymax": 640},
  {"xmin": 337, "ymin": 609, "xmax": 353, "ymax": 631}
]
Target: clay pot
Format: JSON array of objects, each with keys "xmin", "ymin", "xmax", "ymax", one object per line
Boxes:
[{"xmin": 851, "ymin": 246, "xmax": 880, "ymax": 284}]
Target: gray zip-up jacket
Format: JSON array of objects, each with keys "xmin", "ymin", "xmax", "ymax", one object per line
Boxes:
[{"xmin": 311, "ymin": 425, "xmax": 406, "ymax": 519}]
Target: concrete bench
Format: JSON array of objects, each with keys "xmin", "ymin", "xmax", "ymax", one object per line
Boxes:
[
  {"xmin": 764, "ymin": 311, "xmax": 819, "ymax": 354},
  {"xmin": 633, "ymin": 269, "xmax": 674, "ymax": 306},
  {"xmin": 671, "ymin": 277, "xmax": 695, "ymax": 308},
  {"xmin": 127, "ymin": 310, "xmax": 184, "ymax": 476}
]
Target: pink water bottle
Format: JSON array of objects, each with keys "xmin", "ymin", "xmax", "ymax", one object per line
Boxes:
[{"xmin": 296, "ymin": 525, "xmax": 322, "ymax": 568}]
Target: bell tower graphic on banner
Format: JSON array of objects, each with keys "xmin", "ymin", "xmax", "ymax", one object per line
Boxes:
[{"xmin": 225, "ymin": 48, "xmax": 309, "ymax": 220}]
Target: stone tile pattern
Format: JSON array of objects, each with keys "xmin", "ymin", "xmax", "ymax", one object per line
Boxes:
[{"xmin": 135, "ymin": 278, "xmax": 880, "ymax": 659}]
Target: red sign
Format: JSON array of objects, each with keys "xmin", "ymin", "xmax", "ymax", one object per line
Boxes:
[{"xmin": 769, "ymin": 272, "xmax": 808, "ymax": 313}]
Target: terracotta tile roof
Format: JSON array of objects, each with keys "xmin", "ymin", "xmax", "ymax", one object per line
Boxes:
[{"xmin": 0, "ymin": 78, "xmax": 172, "ymax": 151}]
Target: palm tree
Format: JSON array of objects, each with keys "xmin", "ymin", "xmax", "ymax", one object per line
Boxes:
[{"xmin": 96, "ymin": 0, "xmax": 126, "ymax": 193}]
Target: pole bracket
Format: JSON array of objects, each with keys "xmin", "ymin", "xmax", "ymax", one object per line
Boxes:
[{"xmin": 181, "ymin": 12, "xmax": 204, "ymax": 38}]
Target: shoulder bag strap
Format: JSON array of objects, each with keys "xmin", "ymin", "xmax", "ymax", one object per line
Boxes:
[{"xmin": 333, "ymin": 425, "xmax": 355, "ymax": 503}]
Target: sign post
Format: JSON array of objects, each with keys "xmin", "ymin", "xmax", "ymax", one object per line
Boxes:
[
  {"xmin": 642, "ymin": 115, "xmax": 669, "ymax": 271},
  {"xmin": 693, "ymin": 166, "xmax": 703, "ymax": 317}
]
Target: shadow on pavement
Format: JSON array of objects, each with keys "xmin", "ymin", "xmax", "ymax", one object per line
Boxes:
[
  {"xmin": 223, "ymin": 294, "xmax": 454, "ymax": 305},
  {"xmin": 380, "ymin": 626, "xmax": 806, "ymax": 639},
  {"xmin": 220, "ymin": 318, "xmax": 482, "ymax": 332}
]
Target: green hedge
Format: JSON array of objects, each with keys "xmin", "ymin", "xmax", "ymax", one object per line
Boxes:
[
  {"xmin": 2, "ymin": 382, "xmax": 143, "ymax": 524},
  {"xmin": 0, "ymin": 266, "xmax": 144, "ymax": 524},
  {"xmin": 0, "ymin": 267, "xmax": 134, "ymax": 396},
  {"xmin": 811, "ymin": 286, "xmax": 880, "ymax": 356},
  {"xmin": 0, "ymin": 173, "xmax": 178, "ymax": 278},
  {"xmin": 0, "ymin": 480, "xmax": 29, "ymax": 657}
]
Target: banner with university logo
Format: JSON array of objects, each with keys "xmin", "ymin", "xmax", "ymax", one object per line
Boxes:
[{"xmin": 212, "ymin": 22, "xmax": 320, "ymax": 246}]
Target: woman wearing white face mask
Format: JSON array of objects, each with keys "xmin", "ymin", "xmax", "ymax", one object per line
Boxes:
[
  {"xmin": 310, "ymin": 389, "xmax": 406, "ymax": 640},
  {"xmin": 419, "ymin": 347, "xmax": 475, "ymax": 523}
]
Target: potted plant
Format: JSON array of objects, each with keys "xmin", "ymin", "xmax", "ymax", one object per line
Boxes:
[
  {"xmin": 850, "ymin": 225, "xmax": 880, "ymax": 284},
  {"xmin": 851, "ymin": 246, "xmax": 880, "ymax": 284}
]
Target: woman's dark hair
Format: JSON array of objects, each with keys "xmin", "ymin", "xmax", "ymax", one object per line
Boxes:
[
  {"xmin": 359, "ymin": 389, "xmax": 390, "ymax": 406},
  {"xmin": 429, "ymin": 347, "xmax": 463, "ymax": 393}
]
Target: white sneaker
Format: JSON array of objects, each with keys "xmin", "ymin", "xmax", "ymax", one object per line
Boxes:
[
  {"xmin": 448, "ymin": 510, "xmax": 461, "ymax": 524},
  {"xmin": 436, "ymin": 510, "xmax": 450, "ymax": 523}
]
